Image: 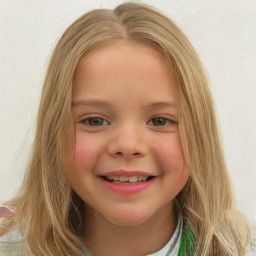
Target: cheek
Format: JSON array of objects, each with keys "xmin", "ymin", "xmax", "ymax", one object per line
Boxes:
[
  {"xmin": 151, "ymin": 133, "xmax": 189, "ymax": 180},
  {"xmin": 154, "ymin": 134, "xmax": 184, "ymax": 166},
  {"xmin": 73, "ymin": 132, "xmax": 101, "ymax": 169}
]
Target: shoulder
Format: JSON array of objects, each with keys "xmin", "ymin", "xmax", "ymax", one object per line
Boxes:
[
  {"xmin": 0, "ymin": 230, "xmax": 23, "ymax": 256},
  {"xmin": 246, "ymin": 238, "xmax": 256, "ymax": 256},
  {"xmin": 0, "ymin": 206, "xmax": 21, "ymax": 242},
  {"xmin": 0, "ymin": 206, "xmax": 22, "ymax": 256}
]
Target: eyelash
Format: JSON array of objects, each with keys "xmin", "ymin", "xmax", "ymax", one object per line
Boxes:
[
  {"xmin": 80, "ymin": 117, "xmax": 110, "ymax": 127},
  {"xmin": 147, "ymin": 117, "xmax": 176, "ymax": 127},
  {"xmin": 79, "ymin": 117, "xmax": 176, "ymax": 127}
]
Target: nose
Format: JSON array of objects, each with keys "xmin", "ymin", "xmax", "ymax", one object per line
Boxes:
[{"xmin": 107, "ymin": 124, "xmax": 148, "ymax": 159}]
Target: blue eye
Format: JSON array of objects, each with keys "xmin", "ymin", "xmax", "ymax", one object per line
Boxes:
[
  {"xmin": 81, "ymin": 118, "xmax": 110, "ymax": 126},
  {"xmin": 147, "ymin": 117, "xmax": 175, "ymax": 126}
]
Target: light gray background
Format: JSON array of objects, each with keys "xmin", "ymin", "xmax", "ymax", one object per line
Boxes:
[{"xmin": 0, "ymin": 0, "xmax": 255, "ymax": 232}]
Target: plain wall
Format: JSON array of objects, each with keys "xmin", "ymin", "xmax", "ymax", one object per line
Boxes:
[{"xmin": 1, "ymin": 0, "xmax": 255, "ymax": 231}]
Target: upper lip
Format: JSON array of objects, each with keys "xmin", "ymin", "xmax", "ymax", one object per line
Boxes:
[{"xmin": 99, "ymin": 170, "xmax": 155, "ymax": 177}]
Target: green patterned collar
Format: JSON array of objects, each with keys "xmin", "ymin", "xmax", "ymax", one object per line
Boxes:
[
  {"xmin": 80, "ymin": 219, "xmax": 196, "ymax": 256},
  {"xmin": 177, "ymin": 224, "xmax": 196, "ymax": 256}
]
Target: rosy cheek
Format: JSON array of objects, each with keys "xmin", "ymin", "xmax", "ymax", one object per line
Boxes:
[
  {"xmin": 158, "ymin": 136, "xmax": 183, "ymax": 158},
  {"xmin": 73, "ymin": 133, "xmax": 98, "ymax": 168},
  {"xmin": 152, "ymin": 135, "xmax": 186, "ymax": 172}
]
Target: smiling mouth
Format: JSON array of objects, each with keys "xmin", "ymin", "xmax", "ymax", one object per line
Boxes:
[{"xmin": 101, "ymin": 175, "xmax": 155, "ymax": 184}]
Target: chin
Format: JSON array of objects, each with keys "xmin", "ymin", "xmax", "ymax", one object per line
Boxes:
[{"xmin": 103, "ymin": 209, "xmax": 152, "ymax": 227}]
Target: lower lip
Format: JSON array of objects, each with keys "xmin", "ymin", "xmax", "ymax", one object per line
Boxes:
[{"xmin": 100, "ymin": 177, "xmax": 156, "ymax": 195}]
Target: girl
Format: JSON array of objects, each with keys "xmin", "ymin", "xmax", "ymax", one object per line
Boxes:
[{"xmin": 0, "ymin": 2, "xmax": 254, "ymax": 256}]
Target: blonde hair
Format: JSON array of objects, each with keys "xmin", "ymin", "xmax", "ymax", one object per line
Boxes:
[{"xmin": 0, "ymin": 2, "xmax": 250, "ymax": 255}]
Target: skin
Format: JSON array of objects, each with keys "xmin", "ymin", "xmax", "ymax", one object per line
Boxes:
[{"xmin": 65, "ymin": 41, "xmax": 189, "ymax": 256}]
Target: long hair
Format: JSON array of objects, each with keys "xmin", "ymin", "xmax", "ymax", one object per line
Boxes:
[{"xmin": 0, "ymin": 3, "xmax": 250, "ymax": 255}]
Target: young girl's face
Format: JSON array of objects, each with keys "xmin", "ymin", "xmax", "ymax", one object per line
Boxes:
[{"xmin": 65, "ymin": 42, "xmax": 189, "ymax": 227}]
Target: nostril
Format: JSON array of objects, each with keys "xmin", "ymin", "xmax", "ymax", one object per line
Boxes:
[
  {"xmin": 108, "ymin": 141, "xmax": 147, "ymax": 158},
  {"xmin": 114, "ymin": 151, "xmax": 141, "ymax": 157}
]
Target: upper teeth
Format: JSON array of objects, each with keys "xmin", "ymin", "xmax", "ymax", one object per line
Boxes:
[{"xmin": 105, "ymin": 176, "xmax": 148, "ymax": 182}]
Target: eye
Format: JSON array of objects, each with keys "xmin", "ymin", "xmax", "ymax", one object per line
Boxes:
[
  {"xmin": 147, "ymin": 117, "xmax": 175, "ymax": 127},
  {"xmin": 80, "ymin": 117, "xmax": 110, "ymax": 127}
]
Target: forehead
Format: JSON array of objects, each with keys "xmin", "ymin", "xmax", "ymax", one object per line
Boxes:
[{"xmin": 72, "ymin": 41, "xmax": 179, "ymax": 105}]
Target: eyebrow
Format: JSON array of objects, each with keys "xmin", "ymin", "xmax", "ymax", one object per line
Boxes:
[
  {"xmin": 72, "ymin": 100, "xmax": 112, "ymax": 108},
  {"xmin": 72, "ymin": 99, "xmax": 177, "ymax": 109},
  {"xmin": 146, "ymin": 101, "xmax": 177, "ymax": 109}
]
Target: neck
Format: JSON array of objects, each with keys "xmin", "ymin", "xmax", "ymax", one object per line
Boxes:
[{"xmin": 82, "ymin": 203, "xmax": 178, "ymax": 256}]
